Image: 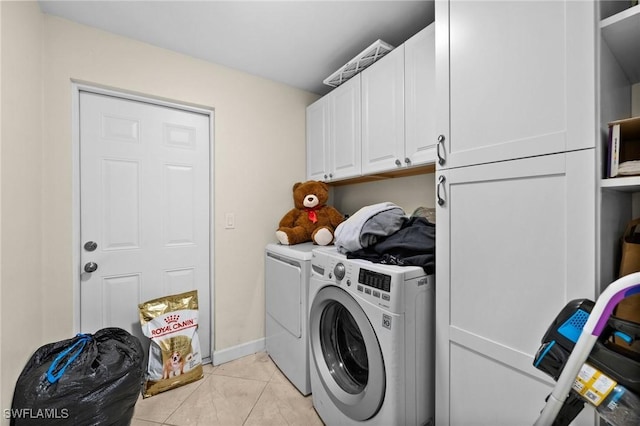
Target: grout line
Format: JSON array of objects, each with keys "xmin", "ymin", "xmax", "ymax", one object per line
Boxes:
[
  {"xmin": 163, "ymin": 376, "xmax": 208, "ymax": 424},
  {"xmin": 242, "ymin": 380, "xmax": 270, "ymax": 426},
  {"xmin": 134, "ymin": 375, "xmax": 208, "ymax": 425}
]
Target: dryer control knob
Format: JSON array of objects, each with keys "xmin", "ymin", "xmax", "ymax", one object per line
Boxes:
[{"xmin": 334, "ymin": 263, "xmax": 345, "ymax": 281}]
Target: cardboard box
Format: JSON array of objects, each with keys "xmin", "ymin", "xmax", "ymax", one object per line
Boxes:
[
  {"xmin": 615, "ymin": 217, "xmax": 640, "ymax": 352},
  {"xmin": 607, "ymin": 116, "xmax": 640, "ymax": 178}
]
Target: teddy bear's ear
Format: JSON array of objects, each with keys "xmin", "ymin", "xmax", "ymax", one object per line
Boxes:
[{"xmin": 292, "ymin": 182, "xmax": 302, "ymax": 191}]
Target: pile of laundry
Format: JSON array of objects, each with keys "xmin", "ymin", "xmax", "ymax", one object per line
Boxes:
[{"xmin": 334, "ymin": 202, "xmax": 435, "ymax": 274}]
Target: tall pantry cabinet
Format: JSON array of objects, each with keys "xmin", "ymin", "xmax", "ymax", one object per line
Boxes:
[{"xmin": 434, "ymin": 1, "xmax": 598, "ymax": 425}]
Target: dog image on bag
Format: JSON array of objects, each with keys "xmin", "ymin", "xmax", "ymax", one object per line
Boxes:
[
  {"xmin": 162, "ymin": 351, "xmax": 185, "ymax": 379},
  {"xmin": 139, "ymin": 290, "xmax": 204, "ymax": 397}
]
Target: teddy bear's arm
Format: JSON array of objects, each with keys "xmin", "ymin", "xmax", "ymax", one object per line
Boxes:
[
  {"xmin": 325, "ymin": 207, "xmax": 345, "ymax": 228},
  {"xmin": 278, "ymin": 208, "xmax": 301, "ymax": 228}
]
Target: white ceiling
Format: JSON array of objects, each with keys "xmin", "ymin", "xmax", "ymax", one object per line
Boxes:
[{"xmin": 38, "ymin": 0, "xmax": 434, "ymax": 95}]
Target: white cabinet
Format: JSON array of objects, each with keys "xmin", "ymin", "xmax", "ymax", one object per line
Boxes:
[
  {"xmin": 306, "ymin": 75, "xmax": 361, "ymax": 182},
  {"xmin": 361, "ymin": 43, "xmax": 405, "ymax": 174},
  {"xmin": 362, "ymin": 23, "xmax": 436, "ymax": 174},
  {"xmin": 306, "ymin": 23, "xmax": 436, "ymax": 182},
  {"xmin": 405, "ymin": 24, "xmax": 437, "ymax": 167},
  {"xmin": 435, "ymin": 151, "xmax": 596, "ymax": 426},
  {"xmin": 330, "ymin": 76, "xmax": 362, "ymax": 181},
  {"xmin": 435, "ymin": 1, "xmax": 597, "ymax": 424},
  {"xmin": 306, "ymin": 96, "xmax": 329, "ymax": 182},
  {"xmin": 435, "ymin": 0, "xmax": 595, "ymax": 170}
]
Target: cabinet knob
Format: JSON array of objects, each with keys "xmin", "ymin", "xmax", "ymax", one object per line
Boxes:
[
  {"xmin": 324, "ymin": 174, "xmax": 328, "ymax": 179},
  {"xmin": 395, "ymin": 159, "xmax": 402, "ymax": 166},
  {"xmin": 404, "ymin": 157, "xmax": 410, "ymax": 164},
  {"xmin": 329, "ymin": 173, "xmax": 333, "ymax": 178}
]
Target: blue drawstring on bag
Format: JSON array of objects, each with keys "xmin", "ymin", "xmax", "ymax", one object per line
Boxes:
[{"xmin": 46, "ymin": 333, "xmax": 92, "ymax": 383}]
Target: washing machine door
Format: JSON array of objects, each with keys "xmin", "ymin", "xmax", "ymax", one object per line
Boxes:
[{"xmin": 309, "ymin": 285, "xmax": 385, "ymax": 421}]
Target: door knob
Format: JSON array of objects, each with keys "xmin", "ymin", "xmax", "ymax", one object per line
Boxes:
[{"xmin": 84, "ymin": 262, "xmax": 98, "ymax": 273}]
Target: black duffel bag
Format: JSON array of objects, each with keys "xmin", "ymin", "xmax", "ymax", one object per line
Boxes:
[{"xmin": 10, "ymin": 327, "xmax": 144, "ymax": 425}]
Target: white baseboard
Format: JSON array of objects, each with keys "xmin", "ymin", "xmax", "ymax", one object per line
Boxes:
[{"xmin": 212, "ymin": 337, "xmax": 266, "ymax": 366}]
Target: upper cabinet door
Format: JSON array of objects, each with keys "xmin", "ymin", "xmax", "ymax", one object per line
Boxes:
[
  {"xmin": 436, "ymin": 0, "xmax": 596, "ymax": 170},
  {"xmin": 330, "ymin": 76, "xmax": 362, "ymax": 180},
  {"xmin": 361, "ymin": 45, "xmax": 405, "ymax": 174},
  {"xmin": 306, "ymin": 97, "xmax": 329, "ymax": 181},
  {"xmin": 405, "ymin": 24, "xmax": 436, "ymax": 167}
]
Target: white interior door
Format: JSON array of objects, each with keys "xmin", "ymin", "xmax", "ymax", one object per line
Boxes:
[{"xmin": 79, "ymin": 91, "xmax": 211, "ymax": 360}]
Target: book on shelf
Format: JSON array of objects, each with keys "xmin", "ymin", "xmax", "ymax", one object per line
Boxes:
[{"xmin": 607, "ymin": 116, "xmax": 640, "ymax": 178}]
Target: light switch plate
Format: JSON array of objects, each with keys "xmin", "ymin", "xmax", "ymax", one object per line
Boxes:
[{"xmin": 225, "ymin": 213, "xmax": 235, "ymax": 229}]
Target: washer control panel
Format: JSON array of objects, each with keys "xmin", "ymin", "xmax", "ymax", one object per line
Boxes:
[{"xmin": 311, "ymin": 247, "xmax": 430, "ymax": 313}]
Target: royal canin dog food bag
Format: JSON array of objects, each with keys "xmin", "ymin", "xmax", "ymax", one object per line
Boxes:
[{"xmin": 139, "ymin": 290, "xmax": 204, "ymax": 397}]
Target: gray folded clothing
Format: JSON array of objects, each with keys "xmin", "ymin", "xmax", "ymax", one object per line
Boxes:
[{"xmin": 334, "ymin": 202, "xmax": 407, "ymax": 254}]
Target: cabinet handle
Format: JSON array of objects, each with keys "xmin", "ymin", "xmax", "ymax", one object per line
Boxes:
[
  {"xmin": 437, "ymin": 175, "xmax": 446, "ymax": 206},
  {"xmin": 437, "ymin": 134, "xmax": 446, "ymax": 166},
  {"xmin": 395, "ymin": 159, "xmax": 402, "ymax": 166}
]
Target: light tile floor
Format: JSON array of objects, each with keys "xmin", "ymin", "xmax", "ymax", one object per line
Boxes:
[{"xmin": 132, "ymin": 352, "xmax": 324, "ymax": 426}]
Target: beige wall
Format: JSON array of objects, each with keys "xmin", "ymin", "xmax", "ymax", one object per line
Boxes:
[
  {"xmin": 42, "ymin": 17, "xmax": 318, "ymax": 344},
  {"xmin": 1, "ymin": 1, "xmax": 318, "ymax": 415},
  {"xmin": 0, "ymin": 1, "xmax": 44, "ymax": 418}
]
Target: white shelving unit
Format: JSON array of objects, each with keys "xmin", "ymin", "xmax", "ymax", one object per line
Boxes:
[
  {"xmin": 600, "ymin": 4, "xmax": 640, "ymax": 193},
  {"xmin": 599, "ymin": 2, "xmax": 640, "ymax": 288},
  {"xmin": 601, "ymin": 5, "xmax": 640, "ymax": 83},
  {"xmin": 601, "ymin": 176, "xmax": 640, "ymax": 192}
]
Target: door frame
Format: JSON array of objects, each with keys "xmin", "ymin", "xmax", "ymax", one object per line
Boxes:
[{"xmin": 71, "ymin": 82, "xmax": 215, "ymax": 361}]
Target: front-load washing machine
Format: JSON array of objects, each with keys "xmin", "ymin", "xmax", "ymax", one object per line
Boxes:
[
  {"xmin": 308, "ymin": 246, "xmax": 435, "ymax": 425},
  {"xmin": 265, "ymin": 242, "xmax": 315, "ymax": 395}
]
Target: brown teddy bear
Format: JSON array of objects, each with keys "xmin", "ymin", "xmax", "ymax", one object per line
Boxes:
[{"xmin": 276, "ymin": 180, "xmax": 344, "ymax": 245}]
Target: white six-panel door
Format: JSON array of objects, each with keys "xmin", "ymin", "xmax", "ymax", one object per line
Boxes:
[{"xmin": 79, "ymin": 91, "xmax": 211, "ymax": 360}]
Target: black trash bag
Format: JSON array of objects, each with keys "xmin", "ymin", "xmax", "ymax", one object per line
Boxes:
[{"xmin": 10, "ymin": 327, "xmax": 144, "ymax": 426}]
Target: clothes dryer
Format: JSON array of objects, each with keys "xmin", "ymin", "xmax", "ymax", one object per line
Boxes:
[
  {"xmin": 308, "ymin": 246, "xmax": 435, "ymax": 425},
  {"xmin": 265, "ymin": 242, "xmax": 315, "ymax": 395}
]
